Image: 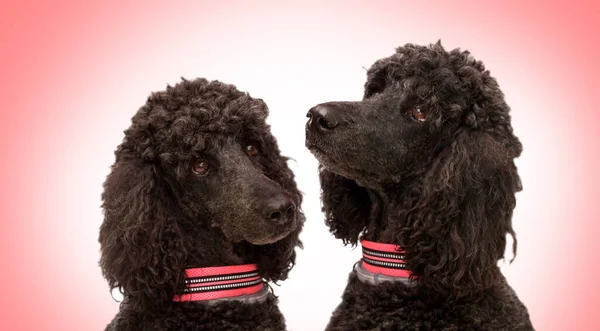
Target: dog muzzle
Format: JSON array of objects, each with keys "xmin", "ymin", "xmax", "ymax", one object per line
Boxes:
[
  {"xmin": 173, "ymin": 263, "xmax": 268, "ymax": 303},
  {"xmin": 355, "ymin": 239, "xmax": 415, "ymax": 285}
]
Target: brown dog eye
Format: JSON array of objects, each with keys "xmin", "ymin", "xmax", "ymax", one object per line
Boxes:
[
  {"xmin": 246, "ymin": 144, "xmax": 259, "ymax": 156},
  {"xmin": 410, "ymin": 108, "xmax": 427, "ymax": 122},
  {"xmin": 192, "ymin": 159, "xmax": 210, "ymax": 175}
]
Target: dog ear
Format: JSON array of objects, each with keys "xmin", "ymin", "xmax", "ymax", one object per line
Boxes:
[
  {"xmin": 319, "ymin": 167, "xmax": 371, "ymax": 246},
  {"xmin": 400, "ymin": 127, "xmax": 522, "ymax": 300},
  {"xmin": 99, "ymin": 155, "xmax": 187, "ymax": 310}
]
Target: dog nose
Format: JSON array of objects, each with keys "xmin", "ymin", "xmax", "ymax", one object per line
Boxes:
[
  {"xmin": 307, "ymin": 105, "xmax": 339, "ymax": 131},
  {"xmin": 264, "ymin": 196, "xmax": 296, "ymax": 224}
]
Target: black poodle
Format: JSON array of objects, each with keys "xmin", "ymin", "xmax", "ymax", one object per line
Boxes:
[
  {"xmin": 100, "ymin": 78, "xmax": 304, "ymax": 331},
  {"xmin": 306, "ymin": 42, "xmax": 534, "ymax": 330}
]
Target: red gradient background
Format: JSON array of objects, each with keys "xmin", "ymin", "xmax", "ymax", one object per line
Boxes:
[{"xmin": 1, "ymin": 1, "xmax": 599, "ymax": 330}]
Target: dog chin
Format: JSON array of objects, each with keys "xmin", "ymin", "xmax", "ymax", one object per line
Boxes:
[{"xmin": 307, "ymin": 144, "xmax": 341, "ymax": 172}]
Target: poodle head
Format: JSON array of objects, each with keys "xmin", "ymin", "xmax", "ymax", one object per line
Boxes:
[
  {"xmin": 100, "ymin": 78, "xmax": 304, "ymax": 309},
  {"xmin": 306, "ymin": 42, "xmax": 522, "ymax": 298}
]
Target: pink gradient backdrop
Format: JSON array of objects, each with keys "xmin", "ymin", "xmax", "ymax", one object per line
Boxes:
[{"xmin": 1, "ymin": 1, "xmax": 598, "ymax": 330}]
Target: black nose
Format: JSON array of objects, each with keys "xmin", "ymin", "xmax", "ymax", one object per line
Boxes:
[
  {"xmin": 307, "ymin": 105, "xmax": 339, "ymax": 131},
  {"xmin": 263, "ymin": 196, "xmax": 296, "ymax": 224}
]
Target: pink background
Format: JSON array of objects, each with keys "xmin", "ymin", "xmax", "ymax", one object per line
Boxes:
[{"xmin": 1, "ymin": 1, "xmax": 599, "ymax": 330}]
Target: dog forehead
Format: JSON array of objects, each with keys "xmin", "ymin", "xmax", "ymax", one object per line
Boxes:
[{"xmin": 169, "ymin": 108, "xmax": 270, "ymax": 149}]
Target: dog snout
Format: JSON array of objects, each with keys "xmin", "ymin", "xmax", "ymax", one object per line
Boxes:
[
  {"xmin": 307, "ymin": 105, "xmax": 339, "ymax": 132},
  {"xmin": 262, "ymin": 195, "xmax": 296, "ymax": 225}
]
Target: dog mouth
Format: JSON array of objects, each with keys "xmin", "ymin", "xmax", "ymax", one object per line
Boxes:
[
  {"xmin": 269, "ymin": 222, "xmax": 296, "ymax": 242},
  {"xmin": 307, "ymin": 144, "xmax": 375, "ymax": 182},
  {"xmin": 247, "ymin": 218, "xmax": 297, "ymax": 245},
  {"xmin": 216, "ymin": 208, "xmax": 298, "ymax": 245}
]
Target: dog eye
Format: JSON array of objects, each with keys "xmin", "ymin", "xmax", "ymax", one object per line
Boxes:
[
  {"xmin": 245, "ymin": 144, "xmax": 259, "ymax": 156},
  {"xmin": 409, "ymin": 108, "xmax": 427, "ymax": 122},
  {"xmin": 192, "ymin": 159, "xmax": 210, "ymax": 175}
]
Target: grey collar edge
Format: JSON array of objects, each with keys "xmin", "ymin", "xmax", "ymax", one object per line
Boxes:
[
  {"xmin": 355, "ymin": 261, "xmax": 416, "ymax": 286},
  {"xmin": 203, "ymin": 284, "xmax": 271, "ymax": 305}
]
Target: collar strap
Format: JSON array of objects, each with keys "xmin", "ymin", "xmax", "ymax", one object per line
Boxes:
[
  {"xmin": 360, "ymin": 239, "xmax": 411, "ymax": 278},
  {"xmin": 173, "ymin": 263, "xmax": 265, "ymax": 302}
]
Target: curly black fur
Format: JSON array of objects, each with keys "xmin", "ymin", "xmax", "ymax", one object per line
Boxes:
[
  {"xmin": 100, "ymin": 78, "xmax": 304, "ymax": 330},
  {"xmin": 306, "ymin": 42, "xmax": 533, "ymax": 330}
]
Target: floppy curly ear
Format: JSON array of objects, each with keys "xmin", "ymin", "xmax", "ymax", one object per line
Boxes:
[
  {"xmin": 99, "ymin": 154, "xmax": 187, "ymax": 310},
  {"xmin": 319, "ymin": 167, "xmax": 371, "ymax": 246},
  {"xmin": 250, "ymin": 155, "xmax": 305, "ymax": 282},
  {"xmin": 402, "ymin": 128, "xmax": 522, "ymax": 299}
]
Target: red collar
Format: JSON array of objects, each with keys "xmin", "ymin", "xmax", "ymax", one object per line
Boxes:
[
  {"xmin": 360, "ymin": 239, "xmax": 411, "ymax": 278},
  {"xmin": 173, "ymin": 264, "xmax": 265, "ymax": 302}
]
